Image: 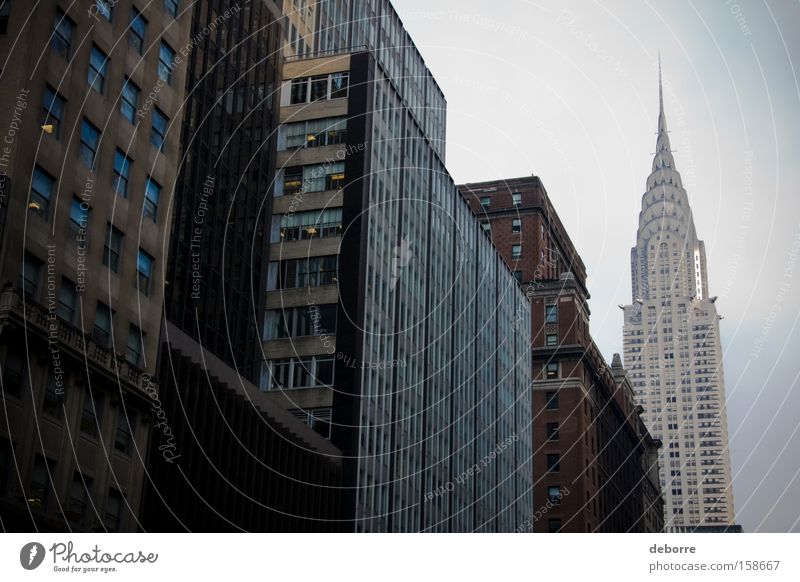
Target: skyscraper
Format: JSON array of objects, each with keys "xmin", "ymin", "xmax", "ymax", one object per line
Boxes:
[{"xmin": 622, "ymin": 59, "xmax": 735, "ymax": 530}]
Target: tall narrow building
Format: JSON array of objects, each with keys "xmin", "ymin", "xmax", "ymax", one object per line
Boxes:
[{"xmin": 622, "ymin": 60, "xmax": 735, "ymax": 530}]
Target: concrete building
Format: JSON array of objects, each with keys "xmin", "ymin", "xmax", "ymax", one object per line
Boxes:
[
  {"xmin": 265, "ymin": 20, "xmax": 534, "ymax": 529},
  {"xmin": 621, "ymin": 61, "xmax": 736, "ymax": 529},
  {"xmin": 0, "ymin": 0, "xmax": 191, "ymax": 531},
  {"xmin": 282, "ymin": 0, "xmax": 317, "ymax": 58},
  {"xmin": 459, "ymin": 176, "xmax": 664, "ymax": 532}
]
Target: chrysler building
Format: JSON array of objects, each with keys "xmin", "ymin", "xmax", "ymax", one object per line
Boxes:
[{"xmin": 621, "ymin": 59, "xmax": 735, "ymax": 530}]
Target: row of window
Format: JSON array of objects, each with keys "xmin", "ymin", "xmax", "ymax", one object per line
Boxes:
[
  {"xmin": 263, "ymin": 305, "xmax": 337, "ymax": 341},
  {"xmin": 283, "ymin": 116, "xmax": 347, "ymax": 149},
  {"xmin": 479, "ymin": 192, "xmax": 522, "ymax": 208},
  {"xmin": 268, "ymin": 255, "xmax": 338, "ymax": 290},
  {"xmin": 262, "ymin": 355, "xmax": 335, "ymax": 391},
  {"xmin": 289, "ymin": 72, "xmax": 349, "ymax": 105},
  {"xmin": 282, "ymin": 162, "xmax": 346, "ymax": 196},
  {"xmin": 275, "ymin": 208, "xmax": 343, "ymax": 242}
]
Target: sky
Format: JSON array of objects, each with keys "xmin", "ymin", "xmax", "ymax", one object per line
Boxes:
[{"xmin": 392, "ymin": 0, "xmax": 800, "ymax": 533}]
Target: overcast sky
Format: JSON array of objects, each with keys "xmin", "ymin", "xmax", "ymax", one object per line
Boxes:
[{"xmin": 392, "ymin": 0, "xmax": 800, "ymax": 532}]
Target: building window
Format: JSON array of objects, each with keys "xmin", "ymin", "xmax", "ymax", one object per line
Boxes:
[
  {"xmin": 1, "ymin": 345, "xmax": 24, "ymax": 398},
  {"xmin": 41, "ymin": 85, "xmax": 65, "ymax": 139},
  {"xmin": 93, "ymin": 302, "xmax": 113, "ymax": 347},
  {"xmin": 88, "ymin": 45, "xmax": 108, "ymax": 94},
  {"xmin": 546, "ymin": 390, "xmax": 559, "ymax": 410},
  {"xmin": 143, "ymin": 177, "xmax": 161, "ymax": 222},
  {"xmin": 512, "ymin": 244, "xmax": 522, "ymax": 259},
  {"xmin": 512, "ymin": 218, "xmax": 521, "ymax": 233},
  {"xmin": 513, "ymin": 271, "xmax": 523, "ymax": 283},
  {"xmin": 136, "ymin": 249, "xmax": 154, "ymax": 295},
  {"xmin": 289, "ymin": 72, "xmax": 349, "ymax": 104},
  {"xmin": 481, "ymin": 222, "xmax": 491, "ymax": 233},
  {"xmin": 30, "ymin": 165, "xmax": 54, "ymax": 218},
  {"xmin": 20, "ymin": 252, "xmax": 43, "ymax": 297},
  {"xmin": 164, "ymin": 0, "xmax": 179, "ymax": 18},
  {"xmin": 42, "ymin": 370, "xmax": 64, "ymax": 419},
  {"xmin": 69, "ymin": 196, "xmax": 90, "ymax": 237},
  {"xmin": 0, "ymin": 439, "xmax": 11, "ymax": 497},
  {"xmin": 283, "ymin": 117, "xmax": 347, "ymax": 149},
  {"xmin": 270, "ymin": 255, "xmax": 338, "ymax": 290},
  {"xmin": 126, "ymin": 324, "xmax": 144, "ymax": 367},
  {"xmin": 151, "ymin": 108, "xmax": 168, "ymax": 151},
  {"xmin": 263, "ymin": 356, "xmax": 335, "ymax": 391},
  {"xmin": 0, "ymin": 1, "xmax": 10, "ymax": 34},
  {"xmin": 512, "ymin": 192, "xmax": 522, "ymax": 206},
  {"xmin": 93, "ymin": 0, "xmax": 113, "ymax": 21},
  {"xmin": 545, "ymin": 363, "xmax": 559, "ymax": 379},
  {"xmin": 68, "ymin": 473, "xmax": 91, "ymax": 526},
  {"xmin": 545, "ymin": 304, "xmax": 558, "ymax": 324},
  {"xmin": 545, "ymin": 333, "xmax": 558, "ymax": 347},
  {"xmin": 547, "ymin": 453, "xmax": 560, "ymax": 473},
  {"xmin": 548, "ymin": 518, "xmax": 561, "ymax": 533},
  {"xmin": 264, "ymin": 305, "xmax": 337, "ymax": 340},
  {"xmin": 277, "ymin": 208, "xmax": 343, "ymax": 242},
  {"xmin": 112, "ymin": 149, "xmax": 132, "ymax": 197},
  {"xmin": 79, "ymin": 118, "xmax": 100, "ymax": 170},
  {"xmin": 158, "ymin": 41, "xmax": 176, "ymax": 84},
  {"xmin": 480, "ymin": 196, "xmax": 490, "ymax": 208},
  {"xmin": 120, "ymin": 77, "xmax": 140, "ymax": 123},
  {"xmin": 129, "ymin": 7, "xmax": 147, "ymax": 53},
  {"xmin": 57, "ymin": 277, "xmax": 78, "ymax": 323},
  {"xmin": 281, "ymin": 162, "xmax": 345, "ymax": 196},
  {"xmin": 114, "ymin": 408, "xmax": 136, "ymax": 455},
  {"xmin": 104, "ymin": 489, "xmax": 123, "ymax": 531},
  {"xmin": 289, "ymin": 407, "xmax": 332, "ymax": 439},
  {"xmin": 103, "ymin": 224, "xmax": 124, "ymax": 273},
  {"xmin": 548, "ymin": 486, "xmax": 562, "ymax": 504},
  {"xmin": 29, "ymin": 455, "xmax": 53, "ymax": 509},
  {"xmin": 52, "ymin": 8, "xmax": 74, "ymax": 58},
  {"xmin": 80, "ymin": 389, "xmax": 103, "ymax": 438},
  {"xmin": 546, "ymin": 422, "xmax": 559, "ymax": 441}
]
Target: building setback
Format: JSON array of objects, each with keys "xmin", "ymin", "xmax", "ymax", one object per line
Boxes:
[
  {"xmin": 621, "ymin": 61, "xmax": 736, "ymax": 530},
  {"xmin": 0, "ymin": 0, "xmax": 190, "ymax": 531},
  {"xmin": 459, "ymin": 176, "xmax": 664, "ymax": 532}
]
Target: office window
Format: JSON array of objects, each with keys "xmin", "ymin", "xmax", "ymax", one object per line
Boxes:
[
  {"xmin": 136, "ymin": 249, "xmax": 153, "ymax": 295},
  {"xmin": 0, "ymin": 1, "xmax": 10, "ymax": 34},
  {"xmin": 112, "ymin": 149, "xmax": 132, "ymax": 197},
  {"xmin": 548, "ymin": 518, "xmax": 561, "ymax": 533},
  {"xmin": 278, "ymin": 208, "xmax": 342, "ymax": 242},
  {"xmin": 330, "ymin": 72, "xmax": 349, "ymax": 98},
  {"xmin": 41, "ymin": 85, "xmax": 65, "ymax": 139},
  {"xmin": 283, "ymin": 117, "xmax": 347, "ymax": 149},
  {"xmin": 158, "ymin": 42, "xmax": 175, "ymax": 84},
  {"xmin": 79, "ymin": 118, "xmax": 100, "ymax": 170},
  {"xmin": 546, "ymin": 390, "xmax": 559, "ymax": 410},
  {"xmin": 115, "ymin": 408, "xmax": 136, "ymax": 455},
  {"xmin": 126, "ymin": 324, "xmax": 143, "ymax": 367},
  {"xmin": 545, "ymin": 304, "xmax": 558, "ymax": 324},
  {"xmin": 272, "ymin": 255, "xmax": 338, "ymax": 290},
  {"xmin": 88, "ymin": 45, "xmax": 108, "ymax": 93},
  {"xmin": 264, "ymin": 356, "xmax": 335, "ymax": 391},
  {"xmin": 68, "ymin": 473, "xmax": 91, "ymax": 526},
  {"xmin": 93, "ymin": 0, "xmax": 113, "ymax": 21},
  {"xmin": 52, "ymin": 9, "xmax": 74, "ymax": 58},
  {"xmin": 42, "ymin": 369, "xmax": 64, "ymax": 419},
  {"xmin": 283, "ymin": 163, "xmax": 348, "ymax": 194},
  {"xmin": 93, "ymin": 302, "xmax": 113, "ymax": 347},
  {"xmin": 546, "ymin": 363, "xmax": 559, "ymax": 379},
  {"xmin": 81, "ymin": 389, "xmax": 103, "ymax": 438},
  {"xmin": 143, "ymin": 177, "xmax": 161, "ymax": 222},
  {"xmin": 512, "ymin": 218, "xmax": 521, "ymax": 233},
  {"xmin": 103, "ymin": 224, "xmax": 123, "ymax": 273},
  {"xmin": 513, "ymin": 271, "xmax": 523, "ymax": 283},
  {"xmin": 547, "ymin": 453, "xmax": 560, "ymax": 473},
  {"xmin": 29, "ymin": 455, "xmax": 53, "ymax": 509},
  {"xmin": 20, "ymin": 252, "xmax": 43, "ymax": 296},
  {"xmin": 120, "ymin": 77, "xmax": 140, "ymax": 123},
  {"xmin": 512, "ymin": 192, "xmax": 522, "ymax": 206},
  {"xmin": 104, "ymin": 489, "xmax": 123, "ymax": 531},
  {"xmin": 546, "ymin": 422, "xmax": 559, "ymax": 441},
  {"xmin": 129, "ymin": 7, "xmax": 147, "ymax": 53},
  {"xmin": 289, "ymin": 72, "xmax": 349, "ymax": 104},
  {"xmin": 1, "ymin": 345, "xmax": 24, "ymax": 398},
  {"xmin": 512, "ymin": 244, "xmax": 522, "ymax": 259},
  {"xmin": 290, "ymin": 78, "xmax": 308, "ymax": 104},
  {"xmin": 30, "ymin": 165, "xmax": 54, "ymax": 218},
  {"xmin": 69, "ymin": 196, "xmax": 89, "ymax": 237},
  {"xmin": 56, "ymin": 277, "xmax": 78, "ymax": 323},
  {"xmin": 545, "ymin": 333, "xmax": 558, "ymax": 346},
  {"xmin": 289, "ymin": 407, "xmax": 332, "ymax": 439},
  {"xmin": 548, "ymin": 485, "xmax": 562, "ymax": 504},
  {"xmin": 264, "ymin": 305, "xmax": 337, "ymax": 340},
  {"xmin": 164, "ymin": 0, "xmax": 179, "ymax": 18},
  {"xmin": 151, "ymin": 108, "xmax": 168, "ymax": 151},
  {"xmin": 480, "ymin": 196, "xmax": 490, "ymax": 208}
]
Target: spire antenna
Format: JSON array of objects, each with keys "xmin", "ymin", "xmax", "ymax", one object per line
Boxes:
[{"xmin": 658, "ymin": 51, "xmax": 664, "ymax": 115}]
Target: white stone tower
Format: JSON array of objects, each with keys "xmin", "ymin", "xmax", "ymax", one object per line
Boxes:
[{"xmin": 621, "ymin": 57, "xmax": 735, "ymax": 529}]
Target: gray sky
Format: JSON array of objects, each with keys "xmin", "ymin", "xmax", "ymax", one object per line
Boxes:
[{"xmin": 393, "ymin": 0, "xmax": 800, "ymax": 532}]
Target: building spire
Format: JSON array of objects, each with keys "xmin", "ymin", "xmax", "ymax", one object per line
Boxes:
[{"xmin": 658, "ymin": 51, "xmax": 664, "ymax": 117}]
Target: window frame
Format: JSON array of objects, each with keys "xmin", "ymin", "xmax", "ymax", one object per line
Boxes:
[
  {"xmin": 79, "ymin": 118, "xmax": 101, "ymax": 170},
  {"xmin": 158, "ymin": 41, "xmax": 175, "ymax": 84},
  {"xmin": 41, "ymin": 85, "xmax": 66, "ymax": 139},
  {"xmin": 129, "ymin": 7, "xmax": 147, "ymax": 54},
  {"xmin": 52, "ymin": 8, "xmax": 74, "ymax": 59},
  {"xmin": 120, "ymin": 77, "xmax": 140, "ymax": 123},
  {"xmin": 103, "ymin": 223, "xmax": 124, "ymax": 273},
  {"xmin": 151, "ymin": 107, "xmax": 168, "ymax": 151},
  {"xmin": 88, "ymin": 44, "xmax": 109, "ymax": 94},
  {"xmin": 112, "ymin": 149, "xmax": 132, "ymax": 198}
]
